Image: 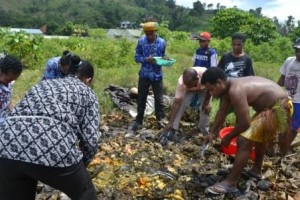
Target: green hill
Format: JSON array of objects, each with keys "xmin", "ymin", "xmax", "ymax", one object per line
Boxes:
[{"xmin": 0, "ymin": 0, "xmax": 215, "ymax": 34}]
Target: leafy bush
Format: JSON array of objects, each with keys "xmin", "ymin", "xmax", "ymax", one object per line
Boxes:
[{"xmin": 2, "ymin": 31, "xmax": 43, "ymax": 68}]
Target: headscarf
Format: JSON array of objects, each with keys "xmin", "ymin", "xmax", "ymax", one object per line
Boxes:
[{"xmin": 141, "ymin": 22, "xmax": 159, "ymax": 31}]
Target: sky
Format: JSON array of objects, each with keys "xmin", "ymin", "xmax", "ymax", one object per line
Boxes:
[{"xmin": 175, "ymin": 0, "xmax": 300, "ymax": 23}]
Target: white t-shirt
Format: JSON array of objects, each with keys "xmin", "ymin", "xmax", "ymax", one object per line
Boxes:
[
  {"xmin": 279, "ymin": 56, "xmax": 300, "ymax": 103},
  {"xmin": 175, "ymin": 67, "xmax": 207, "ymax": 99}
]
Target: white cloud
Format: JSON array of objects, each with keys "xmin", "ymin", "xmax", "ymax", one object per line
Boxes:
[{"xmin": 175, "ymin": 0, "xmax": 300, "ymax": 23}]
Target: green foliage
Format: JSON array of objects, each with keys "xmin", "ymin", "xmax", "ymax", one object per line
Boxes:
[
  {"xmin": 59, "ymin": 21, "xmax": 74, "ymax": 36},
  {"xmin": 3, "ymin": 29, "xmax": 294, "ymax": 115},
  {"xmin": 240, "ymin": 18, "xmax": 278, "ymax": 45},
  {"xmin": 157, "ymin": 21, "xmax": 172, "ymax": 41},
  {"xmin": 2, "ymin": 31, "xmax": 43, "ymax": 68},
  {"xmin": 211, "ymin": 8, "xmax": 279, "ymax": 44},
  {"xmin": 288, "ymin": 23, "xmax": 300, "ymax": 42},
  {"xmin": 0, "ymin": 0, "xmax": 215, "ymax": 33},
  {"xmin": 88, "ymin": 28, "xmax": 108, "ymax": 39},
  {"xmin": 210, "ymin": 37, "xmax": 231, "ymax": 56},
  {"xmin": 171, "ymin": 31, "xmax": 190, "ymax": 41},
  {"xmin": 244, "ymin": 37, "xmax": 293, "ymax": 64},
  {"xmin": 211, "ymin": 8, "xmax": 253, "ymax": 38}
]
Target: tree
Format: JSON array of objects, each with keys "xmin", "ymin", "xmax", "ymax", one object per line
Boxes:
[
  {"xmin": 249, "ymin": 7, "xmax": 262, "ymax": 18},
  {"xmin": 166, "ymin": 0, "xmax": 176, "ymax": 9},
  {"xmin": 286, "ymin": 15, "xmax": 295, "ymax": 34},
  {"xmin": 190, "ymin": 1, "xmax": 204, "ymax": 17},
  {"xmin": 240, "ymin": 17, "xmax": 278, "ymax": 44},
  {"xmin": 211, "ymin": 8, "xmax": 253, "ymax": 38},
  {"xmin": 211, "ymin": 8, "xmax": 278, "ymax": 44},
  {"xmin": 207, "ymin": 3, "xmax": 213, "ymax": 10}
]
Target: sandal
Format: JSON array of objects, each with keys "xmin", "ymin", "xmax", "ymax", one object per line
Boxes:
[{"xmin": 206, "ymin": 182, "xmax": 240, "ymax": 195}]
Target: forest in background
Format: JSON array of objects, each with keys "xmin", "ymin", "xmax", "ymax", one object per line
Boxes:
[{"xmin": 1, "ymin": 0, "xmax": 299, "ymax": 38}]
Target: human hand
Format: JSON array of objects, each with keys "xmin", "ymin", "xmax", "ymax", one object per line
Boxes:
[
  {"xmin": 204, "ymin": 132, "xmax": 216, "ymax": 144},
  {"xmin": 202, "ymin": 103, "xmax": 211, "ymax": 115},
  {"xmin": 146, "ymin": 57, "xmax": 156, "ymax": 64},
  {"xmin": 221, "ymin": 134, "xmax": 232, "ymax": 147}
]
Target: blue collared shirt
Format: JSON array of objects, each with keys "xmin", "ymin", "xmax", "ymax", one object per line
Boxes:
[{"xmin": 134, "ymin": 35, "xmax": 166, "ymax": 81}]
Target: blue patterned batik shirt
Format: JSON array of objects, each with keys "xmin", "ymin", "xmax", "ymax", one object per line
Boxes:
[
  {"xmin": 134, "ymin": 35, "xmax": 166, "ymax": 81},
  {"xmin": 0, "ymin": 76, "xmax": 100, "ymax": 167},
  {"xmin": 42, "ymin": 57, "xmax": 64, "ymax": 80}
]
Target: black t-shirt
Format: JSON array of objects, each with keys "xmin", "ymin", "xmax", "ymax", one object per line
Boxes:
[{"xmin": 218, "ymin": 52, "xmax": 255, "ymax": 77}]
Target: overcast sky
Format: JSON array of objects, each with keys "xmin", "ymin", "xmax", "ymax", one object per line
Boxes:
[{"xmin": 175, "ymin": 0, "xmax": 300, "ymax": 23}]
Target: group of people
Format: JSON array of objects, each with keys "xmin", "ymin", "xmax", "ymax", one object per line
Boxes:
[
  {"xmin": 0, "ymin": 17, "xmax": 300, "ymax": 198},
  {"xmin": 0, "ymin": 52, "xmax": 100, "ymax": 199},
  {"xmin": 131, "ymin": 19, "xmax": 299, "ymax": 195}
]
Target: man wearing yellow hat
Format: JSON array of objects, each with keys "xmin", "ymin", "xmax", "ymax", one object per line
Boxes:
[{"xmin": 132, "ymin": 19, "xmax": 167, "ymax": 131}]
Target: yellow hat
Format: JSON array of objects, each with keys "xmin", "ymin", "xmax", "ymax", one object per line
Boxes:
[{"xmin": 141, "ymin": 22, "xmax": 159, "ymax": 31}]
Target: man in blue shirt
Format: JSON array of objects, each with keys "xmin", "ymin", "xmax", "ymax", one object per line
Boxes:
[
  {"xmin": 132, "ymin": 20, "xmax": 167, "ymax": 131},
  {"xmin": 190, "ymin": 32, "xmax": 218, "ymax": 135},
  {"xmin": 193, "ymin": 31, "xmax": 218, "ymax": 68}
]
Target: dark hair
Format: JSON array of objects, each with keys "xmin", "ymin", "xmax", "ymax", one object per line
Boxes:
[
  {"xmin": 75, "ymin": 60, "xmax": 94, "ymax": 80},
  {"xmin": 232, "ymin": 32, "xmax": 246, "ymax": 43},
  {"xmin": 201, "ymin": 67, "xmax": 227, "ymax": 85},
  {"xmin": 183, "ymin": 68, "xmax": 198, "ymax": 83},
  {"xmin": 0, "ymin": 55, "xmax": 23, "ymax": 74},
  {"xmin": 59, "ymin": 50, "xmax": 72, "ymax": 66},
  {"xmin": 68, "ymin": 55, "xmax": 82, "ymax": 75}
]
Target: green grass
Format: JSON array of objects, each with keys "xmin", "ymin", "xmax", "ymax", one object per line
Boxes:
[
  {"xmin": 10, "ymin": 35, "xmax": 284, "ymax": 117},
  {"xmin": 12, "ymin": 58, "xmax": 282, "ymax": 119}
]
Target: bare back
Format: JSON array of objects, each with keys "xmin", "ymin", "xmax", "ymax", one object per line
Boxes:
[{"xmin": 228, "ymin": 76, "xmax": 287, "ymax": 112}]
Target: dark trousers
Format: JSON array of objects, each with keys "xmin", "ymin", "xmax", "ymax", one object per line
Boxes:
[
  {"xmin": 136, "ymin": 77, "xmax": 165, "ymax": 124},
  {"xmin": 0, "ymin": 158, "xmax": 97, "ymax": 200}
]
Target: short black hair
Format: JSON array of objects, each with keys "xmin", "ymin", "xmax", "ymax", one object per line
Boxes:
[
  {"xmin": 76, "ymin": 60, "xmax": 94, "ymax": 80},
  {"xmin": 0, "ymin": 54, "xmax": 23, "ymax": 74},
  {"xmin": 232, "ymin": 32, "xmax": 246, "ymax": 43},
  {"xmin": 68, "ymin": 55, "xmax": 81, "ymax": 74},
  {"xmin": 201, "ymin": 67, "xmax": 227, "ymax": 85}
]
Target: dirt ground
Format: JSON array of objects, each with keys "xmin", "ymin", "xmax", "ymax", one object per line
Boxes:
[{"xmin": 85, "ymin": 112, "xmax": 300, "ymax": 200}]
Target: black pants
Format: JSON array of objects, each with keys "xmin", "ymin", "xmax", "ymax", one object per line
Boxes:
[
  {"xmin": 136, "ymin": 77, "xmax": 165, "ymax": 124},
  {"xmin": 0, "ymin": 158, "xmax": 97, "ymax": 200}
]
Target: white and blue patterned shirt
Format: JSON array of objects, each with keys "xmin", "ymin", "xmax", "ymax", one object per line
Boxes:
[
  {"xmin": 0, "ymin": 76, "xmax": 100, "ymax": 167},
  {"xmin": 0, "ymin": 83, "xmax": 12, "ymax": 124}
]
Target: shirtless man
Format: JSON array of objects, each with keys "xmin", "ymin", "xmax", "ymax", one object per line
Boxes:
[{"xmin": 201, "ymin": 67, "xmax": 292, "ymax": 195}]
